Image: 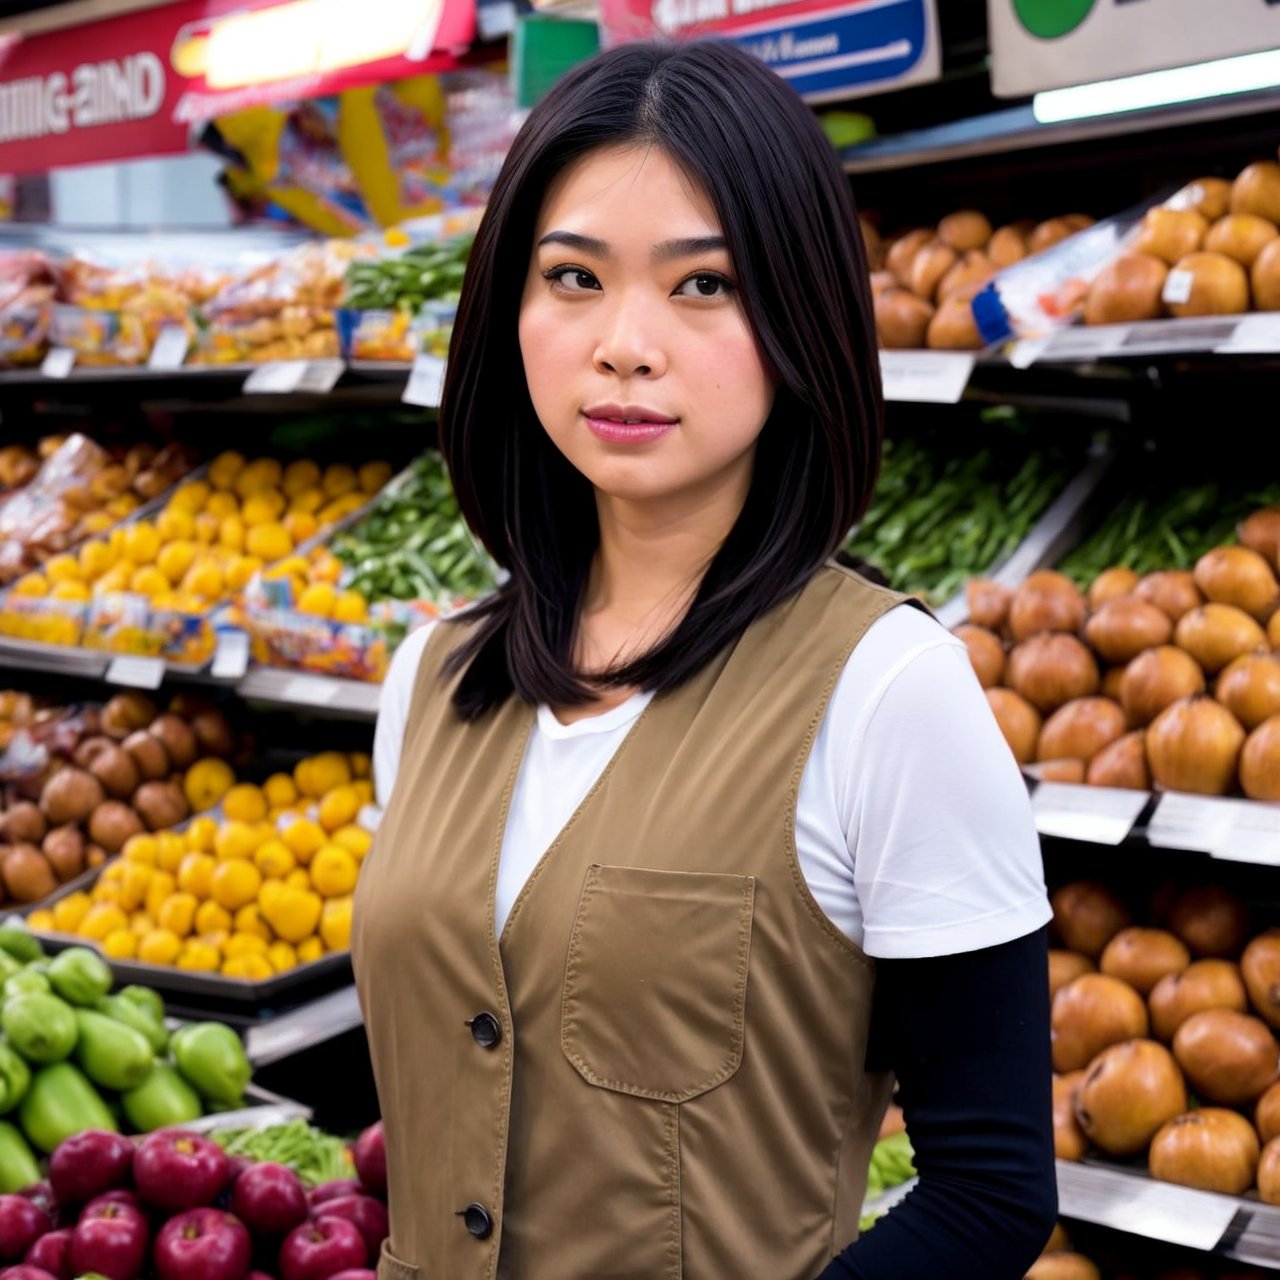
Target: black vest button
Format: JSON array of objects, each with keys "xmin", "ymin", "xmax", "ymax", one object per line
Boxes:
[
  {"xmin": 458, "ymin": 1203, "xmax": 493, "ymax": 1238},
  {"xmin": 467, "ymin": 1012, "xmax": 502, "ymax": 1049}
]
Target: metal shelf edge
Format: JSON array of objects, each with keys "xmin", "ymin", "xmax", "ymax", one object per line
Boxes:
[{"xmin": 244, "ymin": 984, "xmax": 364, "ymax": 1067}]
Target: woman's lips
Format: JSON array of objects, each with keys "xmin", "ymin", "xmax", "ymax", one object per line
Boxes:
[{"xmin": 583, "ymin": 415, "xmax": 679, "ymax": 444}]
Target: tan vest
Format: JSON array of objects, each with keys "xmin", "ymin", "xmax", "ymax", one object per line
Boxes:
[{"xmin": 353, "ymin": 565, "xmax": 903, "ymax": 1280}]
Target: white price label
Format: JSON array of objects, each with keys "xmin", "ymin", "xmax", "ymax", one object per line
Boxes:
[
  {"xmin": 1147, "ymin": 792, "xmax": 1238, "ymax": 854},
  {"xmin": 1212, "ymin": 802, "xmax": 1280, "ymax": 865},
  {"xmin": 1031, "ymin": 782, "xmax": 1149, "ymax": 845},
  {"xmin": 147, "ymin": 327, "xmax": 190, "ymax": 370},
  {"xmin": 1037, "ymin": 325, "xmax": 1125, "ymax": 363},
  {"xmin": 210, "ymin": 631, "xmax": 251, "ymax": 680},
  {"xmin": 295, "ymin": 359, "xmax": 345, "ymax": 393},
  {"xmin": 402, "ymin": 354, "xmax": 447, "ymax": 408},
  {"xmin": 244, "ymin": 361, "xmax": 307, "ymax": 394},
  {"xmin": 1216, "ymin": 313, "xmax": 1280, "ymax": 354},
  {"xmin": 41, "ymin": 348, "xmax": 75, "ymax": 379},
  {"xmin": 1162, "ymin": 270, "xmax": 1194, "ymax": 305},
  {"xmin": 878, "ymin": 351, "xmax": 974, "ymax": 404},
  {"xmin": 105, "ymin": 656, "xmax": 165, "ymax": 690},
  {"xmin": 281, "ymin": 674, "xmax": 341, "ymax": 707}
]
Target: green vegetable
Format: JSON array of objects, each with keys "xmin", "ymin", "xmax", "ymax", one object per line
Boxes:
[
  {"xmin": 2, "ymin": 994, "xmax": 77, "ymax": 1064},
  {"xmin": 0, "ymin": 929, "xmax": 42, "ymax": 965},
  {"xmin": 120, "ymin": 1063, "xmax": 202, "ymax": 1133},
  {"xmin": 171, "ymin": 1022, "xmax": 251, "ymax": 1106},
  {"xmin": 0, "ymin": 1041, "xmax": 31, "ymax": 1114},
  {"xmin": 0, "ymin": 954, "xmax": 23, "ymax": 986},
  {"xmin": 211, "ymin": 1119, "xmax": 353, "ymax": 1187},
  {"xmin": 117, "ymin": 985, "xmax": 166, "ymax": 1025},
  {"xmin": 97, "ymin": 994, "xmax": 168, "ymax": 1054},
  {"xmin": 0, "ymin": 1120, "xmax": 39, "ymax": 1192},
  {"xmin": 74, "ymin": 1010, "xmax": 153, "ymax": 1091},
  {"xmin": 3, "ymin": 973, "xmax": 49, "ymax": 1001},
  {"xmin": 19, "ymin": 1062, "xmax": 115, "ymax": 1153},
  {"xmin": 48, "ymin": 948, "xmax": 113, "ymax": 1008}
]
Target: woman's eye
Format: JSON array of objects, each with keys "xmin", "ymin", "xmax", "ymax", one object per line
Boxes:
[
  {"xmin": 544, "ymin": 266, "xmax": 600, "ymax": 292},
  {"xmin": 674, "ymin": 273, "xmax": 734, "ymax": 299}
]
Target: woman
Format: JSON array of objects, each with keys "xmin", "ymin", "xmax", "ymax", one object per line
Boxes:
[{"xmin": 354, "ymin": 38, "xmax": 1056, "ymax": 1280}]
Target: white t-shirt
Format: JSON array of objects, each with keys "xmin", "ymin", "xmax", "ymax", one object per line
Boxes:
[{"xmin": 373, "ymin": 604, "xmax": 1050, "ymax": 959}]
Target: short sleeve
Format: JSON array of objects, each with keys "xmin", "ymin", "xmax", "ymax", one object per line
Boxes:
[
  {"xmin": 373, "ymin": 621, "xmax": 438, "ymax": 809},
  {"xmin": 848, "ymin": 620, "xmax": 1051, "ymax": 960}
]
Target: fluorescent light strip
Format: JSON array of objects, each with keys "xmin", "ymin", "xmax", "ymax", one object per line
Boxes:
[{"xmin": 1033, "ymin": 47, "xmax": 1280, "ymax": 125}]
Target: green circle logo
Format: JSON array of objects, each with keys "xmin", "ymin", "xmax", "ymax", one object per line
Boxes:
[{"xmin": 1013, "ymin": 0, "xmax": 1097, "ymax": 39}]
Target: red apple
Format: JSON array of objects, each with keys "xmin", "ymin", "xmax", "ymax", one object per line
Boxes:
[
  {"xmin": 306, "ymin": 1183, "xmax": 362, "ymax": 1210},
  {"xmin": 247, "ymin": 1272, "xmax": 274, "ymax": 1280},
  {"xmin": 18, "ymin": 1186, "xmax": 55, "ymax": 1229},
  {"xmin": 49, "ymin": 1132, "xmax": 135, "ymax": 1208},
  {"xmin": 84, "ymin": 1192, "xmax": 141, "ymax": 1215},
  {"xmin": 350, "ymin": 1125, "xmax": 384, "ymax": 1198},
  {"xmin": 0, "ymin": 1267, "xmax": 59, "ymax": 1280},
  {"xmin": 327, "ymin": 1272, "xmax": 376, "ymax": 1280},
  {"xmin": 230, "ymin": 1165, "xmax": 308, "ymax": 1237},
  {"xmin": 279, "ymin": 1218, "xmax": 367, "ymax": 1280},
  {"xmin": 311, "ymin": 1198, "xmax": 386, "ymax": 1262},
  {"xmin": 225, "ymin": 1158, "xmax": 253, "ymax": 1185},
  {"xmin": 24, "ymin": 1228, "xmax": 72, "ymax": 1280},
  {"xmin": 69, "ymin": 1200, "xmax": 149, "ymax": 1280},
  {"xmin": 0, "ymin": 1198, "xmax": 52, "ymax": 1262},
  {"xmin": 133, "ymin": 1133, "xmax": 230, "ymax": 1212},
  {"xmin": 153, "ymin": 1209, "xmax": 251, "ymax": 1280}
]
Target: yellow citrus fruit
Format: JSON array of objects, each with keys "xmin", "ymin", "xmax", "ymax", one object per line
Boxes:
[
  {"xmin": 208, "ymin": 451, "xmax": 247, "ymax": 491},
  {"xmin": 198, "ymin": 931, "xmax": 229, "ymax": 956},
  {"xmin": 332, "ymin": 591, "xmax": 368, "ymax": 624},
  {"xmin": 283, "ymin": 512, "xmax": 318, "ymax": 544},
  {"xmin": 318, "ymin": 785, "xmax": 360, "ymax": 834},
  {"xmin": 214, "ymin": 821, "xmax": 259, "ymax": 862},
  {"xmin": 359, "ymin": 461, "xmax": 393, "ymax": 494},
  {"xmin": 297, "ymin": 937, "xmax": 325, "ymax": 963},
  {"xmin": 44, "ymin": 554, "xmax": 81, "ymax": 584},
  {"xmin": 282, "ymin": 460, "xmax": 321, "ymax": 497},
  {"xmin": 155, "ymin": 832, "xmax": 186, "ymax": 873},
  {"xmin": 130, "ymin": 914, "xmax": 156, "ymax": 937},
  {"xmin": 353, "ymin": 780, "xmax": 374, "ymax": 806},
  {"xmin": 263, "ymin": 773, "xmax": 298, "ymax": 809},
  {"xmin": 223, "ymin": 784, "xmax": 267, "ymax": 824},
  {"xmin": 285, "ymin": 869, "xmax": 311, "ymax": 891},
  {"xmin": 156, "ymin": 508, "xmax": 196, "ymax": 542},
  {"xmin": 205, "ymin": 491, "xmax": 239, "ymax": 519},
  {"xmin": 171, "ymin": 481, "xmax": 211, "ymax": 514},
  {"xmin": 52, "ymin": 892, "xmax": 92, "ymax": 934},
  {"xmin": 128, "ymin": 566, "xmax": 170, "ymax": 599},
  {"xmin": 177, "ymin": 941, "xmax": 221, "ymax": 972},
  {"xmin": 226, "ymin": 556, "xmax": 264, "ymax": 591},
  {"xmin": 246, "ymin": 522, "xmax": 291, "ymax": 563},
  {"xmin": 123, "ymin": 523, "xmax": 161, "ymax": 565},
  {"xmin": 193, "ymin": 512, "xmax": 221, "ymax": 545},
  {"xmin": 12, "ymin": 573, "xmax": 48, "ymax": 597},
  {"xmin": 138, "ymin": 928, "xmax": 183, "ymax": 965},
  {"xmin": 158, "ymin": 892, "xmax": 199, "ymax": 938},
  {"xmin": 320, "ymin": 896, "xmax": 352, "ymax": 951},
  {"xmin": 185, "ymin": 815, "xmax": 219, "ymax": 853},
  {"xmin": 242, "ymin": 492, "xmax": 286, "ymax": 526},
  {"xmin": 254, "ymin": 839, "xmax": 296, "ymax": 880},
  {"xmin": 261, "ymin": 886, "xmax": 323, "ymax": 944},
  {"xmin": 51, "ymin": 581, "xmax": 91, "ymax": 602},
  {"xmin": 93, "ymin": 883, "xmax": 125, "ymax": 908},
  {"xmin": 321, "ymin": 464, "xmax": 358, "ymax": 499},
  {"xmin": 120, "ymin": 832, "xmax": 156, "ymax": 864},
  {"xmin": 349, "ymin": 752, "xmax": 371, "ymax": 779},
  {"xmin": 78, "ymin": 540, "xmax": 116, "ymax": 580},
  {"xmin": 195, "ymin": 900, "xmax": 233, "ymax": 936},
  {"xmin": 234, "ymin": 458, "xmax": 283, "ymax": 498},
  {"xmin": 26, "ymin": 910, "xmax": 55, "ymax": 932},
  {"xmin": 280, "ymin": 817, "xmax": 326, "ymax": 864},
  {"xmin": 218, "ymin": 515, "xmax": 246, "ymax": 554},
  {"xmin": 100, "ymin": 864, "xmax": 126, "ymax": 886},
  {"xmin": 120, "ymin": 863, "xmax": 154, "ymax": 911},
  {"xmin": 234, "ymin": 903, "xmax": 274, "ymax": 942},
  {"xmin": 222, "ymin": 953, "xmax": 273, "ymax": 981},
  {"xmin": 224, "ymin": 932, "xmax": 269, "ymax": 959},
  {"xmin": 290, "ymin": 487, "xmax": 325, "ymax": 516},
  {"xmin": 310, "ymin": 845, "xmax": 358, "ymax": 897},
  {"xmin": 103, "ymin": 929, "xmax": 138, "ymax": 960},
  {"xmin": 157, "ymin": 541, "xmax": 198, "ymax": 585},
  {"xmin": 299, "ymin": 752, "xmax": 351, "ymax": 798},
  {"xmin": 177, "ymin": 852, "xmax": 215, "ymax": 898},
  {"xmin": 79, "ymin": 512, "xmax": 114, "ymax": 536},
  {"xmin": 267, "ymin": 941, "xmax": 298, "ymax": 972},
  {"xmin": 79, "ymin": 903, "xmax": 128, "ymax": 942},
  {"xmin": 145, "ymin": 872, "xmax": 177, "ymax": 922},
  {"xmin": 296, "ymin": 583, "xmax": 336, "ymax": 618},
  {"xmin": 331, "ymin": 825, "xmax": 373, "ymax": 859},
  {"xmin": 181, "ymin": 560, "xmax": 224, "ymax": 602},
  {"xmin": 94, "ymin": 565, "xmax": 132, "ymax": 596},
  {"xmin": 211, "ymin": 859, "xmax": 262, "ymax": 911},
  {"xmin": 184, "ymin": 759, "xmax": 235, "ymax": 812}
]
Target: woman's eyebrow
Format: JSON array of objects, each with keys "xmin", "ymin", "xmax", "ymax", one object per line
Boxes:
[{"xmin": 535, "ymin": 231, "xmax": 727, "ymax": 261}]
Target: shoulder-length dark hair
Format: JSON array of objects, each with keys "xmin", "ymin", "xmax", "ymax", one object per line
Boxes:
[{"xmin": 440, "ymin": 38, "xmax": 881, "ymax": 719}]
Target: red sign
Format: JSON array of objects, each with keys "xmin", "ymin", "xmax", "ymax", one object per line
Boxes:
[{"xmin": 0, "ymin": 0, "xmax": 477, "ymax": 174}]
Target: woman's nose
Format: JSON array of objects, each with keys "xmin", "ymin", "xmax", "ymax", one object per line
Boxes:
[{"xmin": 592, "ymin": 298, "xmax": 667, "ymax": 379}]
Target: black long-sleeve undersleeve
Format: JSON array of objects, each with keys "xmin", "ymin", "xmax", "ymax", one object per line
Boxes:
[{"xmin": 817, "ymin": 926, "xmax": 1058, "ymax": 1280}]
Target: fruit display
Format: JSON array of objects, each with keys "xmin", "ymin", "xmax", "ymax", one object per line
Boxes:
[
  {"xmin": 28, "ymin": 750, "xmax": 373, "ymax": 980},
  {"xmin": 870, "ymin": 209, "xmax": 1094, "ymax": 350},
  {"xmin": 0, "ymin": 435, "xmax": 196, "ymax": 588},
  {"xmin": 0, "ymin": 929, "xmax": 253, "ymax": 1161},
  {"xmin": 340, "ymin": 237, "xmax": 469, "ymax": 315},
  {"xmin": 1047, "ymin": 876, "xmax": 1280, "ymax": 1206},
  {"xmin": 1083, "ymin": 160, "xmax": 1280, "ymax": 325},
  {"xmin": 843, "ymin": 422, "xmax": 1078, "ymax": 605},
  {"xmin": 0, "ymin": 692, "xmax": 239, "ymax": 908},
  {"xmin": 960, "ymin": 499, "xmax": 1280, "ymax": 796}
]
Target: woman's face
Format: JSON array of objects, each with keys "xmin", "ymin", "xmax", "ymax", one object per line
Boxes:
[{"xmin": 519, "ymin": 144, "xmax": 774, "ymax": 511}]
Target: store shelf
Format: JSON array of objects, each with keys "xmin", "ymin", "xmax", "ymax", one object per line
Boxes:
[
  {"xmin": 237, "ymin": 668, "xmax": 381, "ymax": 720},
  {"xmin": 1057, "ymin": 1160, "xmax": 1280, "ymax": 1268},
  {"xmin": 243, "ymin": 985, "xmax": 364, "ymax": 1067}
]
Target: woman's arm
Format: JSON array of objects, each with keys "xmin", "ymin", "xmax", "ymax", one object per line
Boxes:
[{"xmin": 818, "ymin": 927, "xmax": 1058, "ymax": 1280}]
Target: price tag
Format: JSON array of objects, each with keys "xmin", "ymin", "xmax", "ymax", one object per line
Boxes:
[
  {"xmin": 402, "ymin": 354, "xmax": 447, "ymax": 408},
  {"xmin": 281, "ymin": 674, "xmax": 341, "ymax": 707},
  {"xmin": 878, "ymin": 351, "xmax": 974, "ymax": 404},
  {"xmin": 105, "ymin": 656, "xmax": 165, "ymax": 690},
  {"xmin": 1119, "ymin": 317, "xmax": 1239, "ymax": 355},
  {"xmin": 41, "ymin": 348, "xmax": 75, "ymax": 379},
  {"xmin": 295, "ymin": 359, "xmax": 345, "ymax": 393},
  {"xmin": 210, "ymin": 631, "xmax": 250, "ymax": 680},
  {"xmin": 1162, "ymin": 270, "xmax": 1194, "ymax": 305},
  {"xmin": 1147, "ymin": 792, "xmax": 1237, "ymax": 853},
  {"xmin": 244, "ymin": 361, "xmax": 307, "ymax": 394},
  {"xmin": 1031, "ymin": 782, "xmax": 1149, "ymax": 845},
  {"xmin": 147, "ymin": 326, "xmax": 190, "ymax": 371},
  {"xmin": 1216, "ymin": 313, "xmax": 1280, "ymax": 354},
  {"xmin": 1036, "ymin": 325, "xmax": 1126, "ymax": 363},
  {"xmin": 1210, "ymin": 802, "xmax": 1280, "ymax": 865}
]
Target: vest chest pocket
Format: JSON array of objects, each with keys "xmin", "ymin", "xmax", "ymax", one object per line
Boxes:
[{"xmin": 561, "ymin": 864, "xmax": 755, "ymax": 1103}]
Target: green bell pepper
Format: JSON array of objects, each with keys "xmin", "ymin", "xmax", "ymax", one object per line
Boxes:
[
  {"xmin": 19, "ymin": 1062, "xmax": 116, "ymax": 1153},
  {"xmin": 2, "ymin": 993, "xmax": 77, "ymax": 1065},
  {"xmin": 0, "ymin": 1120, "xmax": 39, "ymax": 1192},
  {"xmin": 171, "ymin": 1022, "xmax": 250, "ymax": 1106},
  {"xmin": 0, "ymin": 928, "xmax": 43, "ymax": 965},
  {"xmin": 47, "ymin": 948, "xmax": 113, "ymax": 1008},
  {"xmin": 0, "ymin": 1040, "xmax": 30, "ymax": 1114},
  {"xmin": 0, "ymin": 953, "xmax": 23, "ymax": 986},
  {"xmin": 97, "ymin": 994, "xmax": 168, "ymax": 1054},
  {"xmin": 117, "ymin": 985, "xmax": 166, "ymax": 1025},
  {"xmin": 120, "ymin": 1064, "xmax": 202, "ymax": 1133},
  {"xmin": 74, "ymin": 1010, "xmax": 153, "ymax": 1092},
  {"xmin": 3, "ymin": 972, "xmax": 49, "ymax": 1001}
]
